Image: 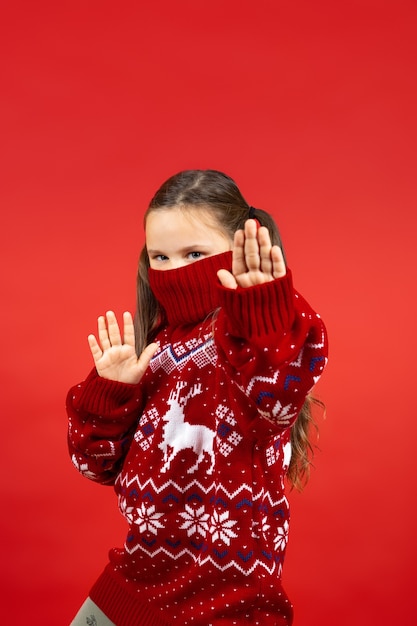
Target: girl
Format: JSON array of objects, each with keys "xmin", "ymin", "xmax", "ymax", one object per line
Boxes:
[{"xmin": 67, "ymin": 170, "xmax": 328, "ymax": 626}]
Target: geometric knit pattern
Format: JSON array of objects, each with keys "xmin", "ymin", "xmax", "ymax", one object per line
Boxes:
[
  {"xmin": 117, "ymin": 474, "xmax": 290, "ymax": 577},
  {"xmin": 149, "ymin": 333, "xmax": 217, "ymax": 374}
]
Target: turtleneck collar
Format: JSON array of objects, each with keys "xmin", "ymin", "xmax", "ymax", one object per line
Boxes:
[{"xmin": 148, "ymin": 251, "xmax": 232, "ymax": 327}]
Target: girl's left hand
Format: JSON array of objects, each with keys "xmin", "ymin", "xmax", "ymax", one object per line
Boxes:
[{"xmin": 217, "ymin": 219, "xmax": 286, "ymax": 289}]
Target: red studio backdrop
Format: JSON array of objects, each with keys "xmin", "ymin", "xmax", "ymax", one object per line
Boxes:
[{"xmin": 1, "ymin": 1, "xmax": 416, "ymax": 624}]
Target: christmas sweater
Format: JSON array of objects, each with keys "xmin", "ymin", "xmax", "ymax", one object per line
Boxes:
[{"xmin": 67, "ymin": 250, "xmax": 328, "ymax": 626}]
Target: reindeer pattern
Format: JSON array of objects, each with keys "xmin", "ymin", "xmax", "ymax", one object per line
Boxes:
[{"xmin": 158, "ymin": 381, "xmax": 216, "ymax": 474}]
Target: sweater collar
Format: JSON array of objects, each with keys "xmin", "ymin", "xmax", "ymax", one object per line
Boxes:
[{"xmin": 148, "ymin": 251, "xmax": 232, "ymax": 327}]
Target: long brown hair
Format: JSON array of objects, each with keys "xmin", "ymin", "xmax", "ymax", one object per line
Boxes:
[{"xmin": 135, "ymin": 169, "xmax": 321, "ymax": 490}]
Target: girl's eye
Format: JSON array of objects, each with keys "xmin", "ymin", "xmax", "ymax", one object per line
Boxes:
[
  {"xmin": 188, "ymin": 251, "xmax": 202, "ymax": 259},
  {"xmin": 155, "ymin": 254, "xmax": 168, "ymax": 261}
]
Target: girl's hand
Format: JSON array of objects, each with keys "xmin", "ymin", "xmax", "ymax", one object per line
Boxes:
[
  {"xmin": 217, "ymin": 219, "xmax": 286, "ymax": 289},
  {"xmin": 88, "ymin": 311, "xmax": 158, "ymax": 384}
]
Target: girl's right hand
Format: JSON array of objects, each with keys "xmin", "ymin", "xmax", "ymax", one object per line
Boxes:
[{"xmin": 88, "ymin": 311, "xmax": 158, "ymax": 384}]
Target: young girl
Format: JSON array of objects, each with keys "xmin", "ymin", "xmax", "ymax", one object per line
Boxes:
[{"xmin": 67, "ymin": 169, "xmax": 328, "ymax": 626}]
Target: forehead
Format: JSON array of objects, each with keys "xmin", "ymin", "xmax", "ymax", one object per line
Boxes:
[{"xmin": 145, "ymin": 206, "xmax": 226, "ymax": 239}]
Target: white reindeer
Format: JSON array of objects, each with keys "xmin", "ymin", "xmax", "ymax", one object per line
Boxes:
[{"xmin": 158, "ymin": 381, "xmax": 215, "ymax": 475}]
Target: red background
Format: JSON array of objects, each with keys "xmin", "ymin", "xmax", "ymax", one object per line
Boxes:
[{"xmin": 1, "ymin": 1, "xmax": 416, "ymax": 624}]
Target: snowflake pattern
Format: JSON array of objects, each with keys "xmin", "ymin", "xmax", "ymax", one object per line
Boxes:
[
  {"xmin": 273, "ymin": 520, "xmax": 289, "ymax": 552},
  {"xmin": 133, "ymin": 503, "xmax": 165, "ymax": 535},
  {"xmin": 210, "ymin": 510, "xmax": 238, "ymax": 546},
  {"xmin": 118, "ymin": 497, "xmax": 137, "ymax": 525},
  {"xmin": 179, "ymin": 505, "xmax": 210, "ymax": 537}
]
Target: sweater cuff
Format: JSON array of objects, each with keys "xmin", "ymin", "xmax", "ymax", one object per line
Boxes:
[
  {"xmin": 73, "ymin": 368, "xmax": 139, "ymax": 417},
  {"xmin": 217, "ymin": 269, "xmax": 295, "ymax": 339}
]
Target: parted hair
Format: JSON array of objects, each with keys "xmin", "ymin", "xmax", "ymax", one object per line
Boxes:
[{"xmin": 135, "ymin": 169, "xmax": 321, "ymax": 490}]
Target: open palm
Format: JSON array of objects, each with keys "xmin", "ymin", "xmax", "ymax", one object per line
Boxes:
[
  {"xmin": 88, "ymin": 311, "xmax": 158, "ymax": 384},
  {"xmin": 217, "ymin": 219, "xmax": 286, "ymax": 289}
]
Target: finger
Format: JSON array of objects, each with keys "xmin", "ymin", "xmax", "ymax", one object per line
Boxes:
[
  {"xmin": 257, "ymin": 226, "xmax": 273, "ymax": 276},
  {"xmin": 271, "ymin": 245, "xmax": 286, "ymax": 278},
  {"xmin": 231, "ymin": 229, "xmax": 247, "ymax": 276},
  {"xmin": 122, "ymin": 311, "xmax": 136, "ymax": 347},
  {"xmin": 217, "ymin": 269, "xmax": 238, "ymax": 290},
  {"xmin": 97, "ymin": 315, "xmax": 111, "ymax": 350},
  {"xmin": 243, "ymin": 219, "xmax": 261, "ymax": 271},
  {"xmin": 87, "ymin": 334, "xmax": 103, "ymax": 363},
  {"xmin": 105, "ymin": 310, "xmax": 122, "ymax": 346}
]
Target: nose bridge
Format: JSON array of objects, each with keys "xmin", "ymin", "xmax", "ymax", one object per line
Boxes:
[{"xmin": 168, "ymin": 257, "xmax": 188, "ymax": 270}]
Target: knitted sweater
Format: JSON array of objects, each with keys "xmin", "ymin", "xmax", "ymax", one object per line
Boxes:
[{"xmin": 67, "ymin": 251, "xmax": 328, "ymax": 626}]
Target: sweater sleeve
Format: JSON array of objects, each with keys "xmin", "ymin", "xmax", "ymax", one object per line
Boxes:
[
  {"xmin": 215, "ymin": 269, "xmax": 328, "ymax": 431},
  {"xmin": 66, "ymin": 368, "xmax": 143, "ymax": 485}
]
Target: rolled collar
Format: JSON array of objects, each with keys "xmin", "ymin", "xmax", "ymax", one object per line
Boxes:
[{"xmin": 148, "ymin": 251, "xmax": 232, "ymax": 326}]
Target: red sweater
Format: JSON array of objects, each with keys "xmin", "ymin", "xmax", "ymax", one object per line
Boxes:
[{"xmin": 67, "ymin": 251, "xmax": 328, "ymax": 626}]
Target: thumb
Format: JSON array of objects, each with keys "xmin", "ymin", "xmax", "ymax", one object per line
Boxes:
[
  {"xmin": 217, "ymin": 269, "xmax": 238, "ymax": 290},
  {"xmin": 139, "ymin": 342, "xmax": 159, "ymax": 369}
]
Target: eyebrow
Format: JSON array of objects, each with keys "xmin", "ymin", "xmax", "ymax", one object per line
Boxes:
[{"xmin": 147, "ymin": 245, "xmax": 212, "ymax": 255}]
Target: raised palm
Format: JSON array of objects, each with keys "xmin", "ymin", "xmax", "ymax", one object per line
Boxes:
[
  {"xmin": 88, "ymin": 311, "xmax": 157, "ymax": 384},
  {"xmin": 217, "ymin": 219, "xmax": 286, "ymax": 289}
]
